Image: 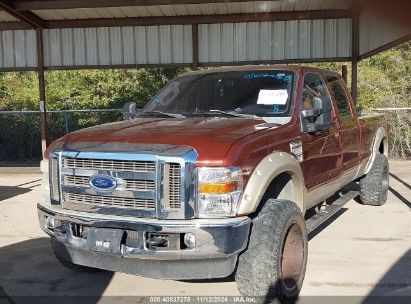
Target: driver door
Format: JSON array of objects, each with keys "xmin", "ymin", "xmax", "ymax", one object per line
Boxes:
[{"xmin": 299, "ymin": 71, "xmax": 343, "ymax": 190}]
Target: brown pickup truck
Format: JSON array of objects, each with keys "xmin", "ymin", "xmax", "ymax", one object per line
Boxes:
[{"xmin": 38, "ymin": 65, "xmax": 388, "ymax": 301}]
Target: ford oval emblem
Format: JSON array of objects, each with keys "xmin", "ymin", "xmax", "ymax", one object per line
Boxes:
[{"xmin": 89, "ymin": 175, "xmax": 117, "ymax": 192}]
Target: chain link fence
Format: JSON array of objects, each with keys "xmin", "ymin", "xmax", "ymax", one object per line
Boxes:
[
  {"xmin": 0, "ymin": 109, "xmax": 122, "ymax": 162},
  {"xmin": 0, "ymin": 108, "xmax": 410, "ymax": 163},
  {"xmin": 375, "ymin": 108, "xmax": 411, "ymax": 160}
]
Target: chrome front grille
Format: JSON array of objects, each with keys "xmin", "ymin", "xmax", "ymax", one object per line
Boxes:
[
  {"xmin": 64, "ymin": 175, "xmax": 156, "ymax": 191},
  {"xmin": 49, "ymin": 155, "xmax": 60, "ymax": 201},
  {"xmin": 64, "ymin": 193, "xmax": 155, "ymax": 210},
  {"xmin": 58, "ymin": 152, "xmax": 186, "ymax": 219},
  {"xmin": 168, "ymin": 163, "xmax": 182, "ymax": 209},
  {"xmin": 63, "ymin": 157, "xmax": 156, "ymax": 172},
  {"xmin": 64, "ymin": 175, "xmax": 88, "ymax": 186},
  {"xmin": 124, "ymin": 180, "xmax": 155, "ymax": 191}
]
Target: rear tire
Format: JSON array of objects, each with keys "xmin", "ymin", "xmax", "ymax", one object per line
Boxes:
[
  {"xmin": 51, "ymin": 240, "xmax": 104, "ymax": 273},
  {"xmin": 359, "ymin": 154, "xmax": 389, "ymax": 206},
  {"xmin": 235, "ymin": 199, "xmax": 308, "ymax": 302}
]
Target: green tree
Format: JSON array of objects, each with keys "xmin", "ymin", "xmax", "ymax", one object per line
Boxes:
[{"xmin": 0, "ymin": 68, "xmax": 191, "ymax": 111}]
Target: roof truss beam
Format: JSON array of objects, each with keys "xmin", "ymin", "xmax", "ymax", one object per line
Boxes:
[
  {"xmin": 0, "ymin": 0, "xmax": 45, "ymax": 27},
  {"xmin": 0, "ymin": 8, "xmax": 354, "ymax": 31},
  {"xmin": 45, "ymin": 9, "xmax": 353, "ymax": 29},
  {"xmin": 13, "ymin": 0, "xmax": 268, "ymax": 11},
  {"xmin": 0, "ymin": 20, "xmax": 30, "ymax": 30}
]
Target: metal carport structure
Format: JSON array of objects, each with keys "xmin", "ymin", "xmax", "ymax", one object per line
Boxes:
[{"xmin": 0, "ymin": 0, "xmax": 409, "ymax": 157}]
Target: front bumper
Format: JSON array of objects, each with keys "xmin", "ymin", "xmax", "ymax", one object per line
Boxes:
[{"xmin": 38, "ymin": 203, "xmax": 251, "ymax": 279}]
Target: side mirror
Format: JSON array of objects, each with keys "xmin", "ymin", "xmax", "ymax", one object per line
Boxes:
[
  {"xmin": 301, "ymin": 96, "xmax": 332, "ymax": 133},
  {"xmin": 123, "ymin": 102, "xmax": 139, "ymax": 120}
]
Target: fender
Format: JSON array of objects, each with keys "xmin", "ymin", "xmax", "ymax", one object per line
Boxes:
[
  {"xmin": 237, "ymin": 151, "xmax": 306, "ymax": 215},
  {"xmin": 363, "ymin": 127, "xmax": 388, "ymax": 176}
]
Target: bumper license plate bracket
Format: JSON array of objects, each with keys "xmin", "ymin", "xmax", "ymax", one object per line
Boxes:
[{"xmin": 87, "ymin": 228, "xmax": 123, "ymax": 254}]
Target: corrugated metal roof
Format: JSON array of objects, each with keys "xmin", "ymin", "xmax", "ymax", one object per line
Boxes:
[
  {"xmin": 43, "ymin": 25, "xmax": 192, "ymax": 67},
  {"xmin": 32, "ymin": 0, "xmax": 354, "ymax": 20},
  {"xmin": 0, "ymin": 11, "xmax": 18, "ymax": 22},
  {"xmin": 39, "ymin": 18, "xmax": 351, "ymax": 68},
  {"xmin": 199, "ymin": 19, "xmax": 352, "ymax": 63},
  {"xmin": 0, "ymin": 17, "xmax": 354, "ymax": 69},
  {"xmin": 0, "ymin": 30, "xmax": 37, "ymax": 68},
  {"xmin": 0, "ymin": 0, "xmax": 409, "ymax": 70},
  {"xmin": 360, "ymin": 11, "xmax": 410, "ymax": 55}
]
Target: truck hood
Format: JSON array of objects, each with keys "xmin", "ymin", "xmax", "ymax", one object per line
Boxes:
[{"xmin": 63, "ymin": 117, "xmax": 276, "ymax": 165}]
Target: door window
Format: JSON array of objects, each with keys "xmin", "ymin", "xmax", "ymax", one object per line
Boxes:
[{"xmin": 301, "ymin": 73, "xmax": 329, "ymax": 110}]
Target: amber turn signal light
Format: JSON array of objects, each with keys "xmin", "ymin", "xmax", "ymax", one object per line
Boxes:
[{"xmin": 199, "ymin": 181, "xmax": 238, "ymax": 193}]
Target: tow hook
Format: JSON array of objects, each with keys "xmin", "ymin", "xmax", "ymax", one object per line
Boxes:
[
  {"xmin": 146, "ymin": 237, "xmax": 168, "ymax": 248},
  {"xmin": 54, "ymin": 225, "xmax": 67, "ymax": 235}
]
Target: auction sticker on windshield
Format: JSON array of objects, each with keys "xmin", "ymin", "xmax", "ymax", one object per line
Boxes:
[{"xmin": 257, "ymin": 89, "xmax": 288, "ymax": 105}]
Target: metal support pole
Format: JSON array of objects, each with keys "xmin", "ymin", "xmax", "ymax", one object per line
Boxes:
[
  {"xmin": 192, "ymin": 23, "xmax": 199, "ymax": 69},
  {"xmin": 64, "ymin": 110, "xmax": 70, "ymax": 134},
  {"xmin": 36, "ymin": 27, "xmax": 48, "ymax": 158},
  {"xmin": 342, "ymin": 65, "xmax": 348, "ymax": 84},
  {"xmin": 351, "ymin": 13, "xmax": 360, "ymax": 104},
  {"xmin": 351, "ymin": 59, "xmax": 358, "ymax": 104}
]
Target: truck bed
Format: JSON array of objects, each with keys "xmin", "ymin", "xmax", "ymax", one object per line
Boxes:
[{"xmin": 358, "ymin": 112, "xmax": 387, "ymax": 167}]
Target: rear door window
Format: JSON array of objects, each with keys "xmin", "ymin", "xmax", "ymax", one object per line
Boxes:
[{"xmin": 326, "ymin": 75, "xmax": 352, "ymax": 119}]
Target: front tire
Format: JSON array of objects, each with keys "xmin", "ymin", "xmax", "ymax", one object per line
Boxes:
[
  {"xmin": 235, "ymin": 199, "xmax": 308, "ymax": 302},
  {"xmin": 359, "ymin": 154, "xmax": 389, "ymax": 206}
]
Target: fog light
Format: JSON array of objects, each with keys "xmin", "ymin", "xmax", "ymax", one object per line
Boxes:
[{"xmin": 184, "ymin": 233, "xmax": 196, "ymax": 248}]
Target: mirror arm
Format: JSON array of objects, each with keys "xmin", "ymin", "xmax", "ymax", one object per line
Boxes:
[{"xmin": 301, "ymin": 108, "xmax": 322, "ymax": 118}]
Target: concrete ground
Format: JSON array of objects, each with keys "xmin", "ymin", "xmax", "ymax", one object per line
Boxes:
[{"xmin": 0, "ymin": 161, "xmax": 410, "ymax": 303}]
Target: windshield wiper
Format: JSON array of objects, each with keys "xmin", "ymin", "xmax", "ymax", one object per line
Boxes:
[
  {"xmin": 139, "ymin": 111, "xmax": 185, "ymax": 118},
  {"xmin": 208, "ymin": 110, "xmax": 259, "ymax": 118}
]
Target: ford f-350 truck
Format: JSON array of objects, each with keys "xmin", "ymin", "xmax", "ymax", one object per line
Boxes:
[{"xmin": 38, "ymin": 65, "xmax": 388, "ymax": 301}]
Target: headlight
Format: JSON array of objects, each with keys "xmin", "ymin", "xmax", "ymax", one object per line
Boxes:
[{"xmin": 196, "ymin": 167, "xmax": 242, "ymax": 218}]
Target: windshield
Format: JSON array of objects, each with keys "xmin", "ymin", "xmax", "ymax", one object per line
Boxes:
[{"xmin": 142, "ymin": 70, "xmax": 295, "ymax": 118}]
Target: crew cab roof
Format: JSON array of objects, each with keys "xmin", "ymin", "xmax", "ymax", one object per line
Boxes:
[{"xmin": 181, "ymin": 64, "xmax": 341, "ymax": 78}]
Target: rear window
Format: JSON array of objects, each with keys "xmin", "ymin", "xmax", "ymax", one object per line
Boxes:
[{"xmin": 326, "ymin": 75, "xmax": 352, "ymax": 119}]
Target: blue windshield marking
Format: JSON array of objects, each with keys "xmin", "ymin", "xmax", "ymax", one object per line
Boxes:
[
  {"xmin": 283, "ymin": 75, "xmax": 292, "ymax": 83},
  {"xmin": 153, "ymin": 98, "xmax": 161, "ymax": 103},
  {"xmin": 273, "ymin": 105, "xmax": 280, "ymax": 113},
  {"xmin": 243, "ymin": 73, "xmax": 292, "ymax": 83}
]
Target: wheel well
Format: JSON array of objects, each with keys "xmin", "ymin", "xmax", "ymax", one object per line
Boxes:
[
  {"xmin": 264, "ymin": 172, "xmax": 295, "ymax": 201},
  {"xmin": 379, "ymin": 138, "xmax": 387, "ymax": 156},
  {"xmin": 379, "ymin": 141, "xmax": 384, "ymax": 154},
  {"xmin": 253, "ymin": 172, "xmax": 296, "ymax": 216}
]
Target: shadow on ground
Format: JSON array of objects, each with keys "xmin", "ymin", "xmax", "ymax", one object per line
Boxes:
[
  {"xmin": 0, "ymin": 186, "xmax": 33, "ymax": 202},
  {"xmin": 388, "ymin": 173, "xmax": 411, "ymax": 208},
  {"xmin": 0, "ymin": 238, "xmax": 114, "ymax": 304},
  {"xmin": 363, "ymin": 248, "xmax": 411, "ymax": 302},
  {"xmin": 0, "ymin": 179, "xmax": 41, "ymax": 202},
  {"xmin": 389, "ymin": 187, "xmax": 411, "ymax": 208},
  {"xmin": 389, "ymin": 173, "xmax": 411, "ymax": 190}
]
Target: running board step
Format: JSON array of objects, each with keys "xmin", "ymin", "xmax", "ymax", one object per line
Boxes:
[{"xmin": 305, "ymin": 190, "xmax": 359, "ymax": 234}]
